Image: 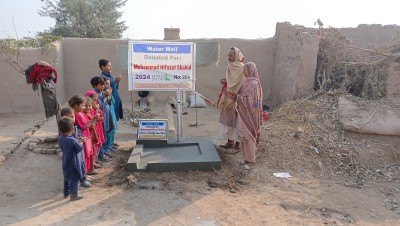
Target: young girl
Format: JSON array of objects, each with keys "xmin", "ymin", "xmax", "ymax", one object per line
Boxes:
[
  {"xmin": 67, "ymin": 96, "xmax": 93, "ymax": 187},
  {"xmin": 69, "ymin": 96, "xmax": 98, "ymax": 175},
  {"xmin": 85, "ymin": 90, "xmax": 105, "ymax": 169}
]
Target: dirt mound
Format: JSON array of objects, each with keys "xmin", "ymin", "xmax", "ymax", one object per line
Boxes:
[
  {"xmin": 93, "ymin": 147, "xmax": 251, "ymax": 193},
  {"xmin": 257, "ymin": 92, "xmax": 400, "ymax": 186}
]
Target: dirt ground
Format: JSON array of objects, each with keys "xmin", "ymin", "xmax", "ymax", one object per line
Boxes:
[{"xmin": 0, "ymin": 98, "xmax": 399, "ymax": 226}]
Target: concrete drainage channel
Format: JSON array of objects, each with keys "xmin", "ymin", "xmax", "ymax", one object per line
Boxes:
[
  {"xmin": 127, "ymin": 137, "xmax": 221, "ymax": 172},
  {"xmin": 127, "ymin": 103, "xmax": 222, "ymax": 172}
]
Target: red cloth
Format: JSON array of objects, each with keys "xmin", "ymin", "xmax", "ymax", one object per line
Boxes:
[
  {"xmin": 85, "ymin": 90, "xmax": 97, "ymax": 97},
  {"xmin": 75, "ymin": 112, "xmax": 93, "ymax": 156},
  {"xmin": 262, "ymin": 112, "xmax": 270, "ymax": 122},
  {"xmin": 85, "ymin": 153, "xmax": 94, "ymax": 174},
  {"xmin": 217, "ymin": 81, "xmax": 227, "ymax": 109},
  {"xmin": 75, "ymin": 112, "xmax": 95, "ymax": 173},
  {"xmin": 86, "ymin": 112, "xmax": 100, "ymax": 147},
  {"xmin": 28, "ymin": 63, "xmax": 57, "ymax": 84},
  {"xmin": 91, "ymin": 108, "xmax": 105, "ymax": 148}
]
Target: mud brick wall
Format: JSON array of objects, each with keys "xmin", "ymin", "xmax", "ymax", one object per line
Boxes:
[
  {"xmin": 270, "ymin": 22, "xmax": 320, "ymax": 107},
  {"xmin": 386, "ymin": 62, "xmax": 400, "ymax": 100}
]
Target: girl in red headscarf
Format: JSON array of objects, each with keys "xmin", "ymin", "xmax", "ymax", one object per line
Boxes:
[{"xmin": 85, "ymin": 90, "xmax": 105, "ymax": 169}]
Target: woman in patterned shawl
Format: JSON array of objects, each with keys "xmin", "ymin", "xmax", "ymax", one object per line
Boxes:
[{"xmin": 228, "ymin": 62, "xmax": 263, "ymax": 170}]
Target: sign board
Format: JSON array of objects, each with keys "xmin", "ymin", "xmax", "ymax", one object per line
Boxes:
[
  {"xmin": 137, "ymin": 119, "xmax": 168, "ymax": 140},
  {"xmin": 128, "ymin": 41, "xmax": 196, "ymax": 91}
]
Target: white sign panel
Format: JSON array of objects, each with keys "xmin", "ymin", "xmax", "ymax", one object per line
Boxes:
[
  {"xmin": 137, "ymin": 120, "xmax": 168, "ymax": 140},
  {"xmin": 128, "ymin": 41, "xmax": 196, "ymax": 91}
]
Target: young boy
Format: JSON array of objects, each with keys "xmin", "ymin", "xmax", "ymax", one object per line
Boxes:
[
  {"xmin": 103, "ymin": 78, "xmax": 117, "ymax": 153},
  {"xmin": 90, "ymin": 76, "xmax": 116, "ymax": 161},
  {"xmin": 60, "ymin": 107, "xmax": 92, "ymax": 188},
  {"xmin": 58, "ymin": 117, "xmax": 85, "ymax": 201}
]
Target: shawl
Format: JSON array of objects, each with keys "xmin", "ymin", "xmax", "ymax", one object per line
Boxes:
[
  {"xmin": 218, "ymin": 47, "xmax": 246, "ymax": 110},
  {"xmin": 236, "ymin": 62, "xmax": 263, "ymax": 146},
  {"xmin": 85, "ymin": 90, "xmax": 97, "ymax": 97}
]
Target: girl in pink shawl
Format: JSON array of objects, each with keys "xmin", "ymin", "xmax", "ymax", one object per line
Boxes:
[{"xmin": 227, "ymin": 62, "xmax": 263, "ymax": 170}]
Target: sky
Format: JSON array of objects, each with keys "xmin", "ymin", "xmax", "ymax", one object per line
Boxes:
[{"xmin": 1, "ymin": 0, "xmax": 398, "ymax": 40}]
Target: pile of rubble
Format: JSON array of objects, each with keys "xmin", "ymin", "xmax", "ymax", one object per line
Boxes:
[{"xmin": 257, "ymin": 92, "xmax": 400, "ymax": 184}]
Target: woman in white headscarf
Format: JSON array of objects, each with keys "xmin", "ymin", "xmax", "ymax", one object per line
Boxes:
[{"xmin": 217, "ymin": 47, "xmax": 246, "ymax": 152}]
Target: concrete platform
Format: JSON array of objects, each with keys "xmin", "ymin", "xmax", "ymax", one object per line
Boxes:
[{"xmin": 127, "ymin": 137, "xmax": 221, "ymax": 172}]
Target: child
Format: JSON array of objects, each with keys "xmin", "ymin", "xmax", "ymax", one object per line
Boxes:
[
  {"xmin": 85, "ymin": 90, "xmax": 105, "ymax": 169},
  {"xmin": 60, "ymin": 106, "xmax": 92, "ymax": 188},
  {"xmin": 58, "ymin": 117, "xmax": 85, "ymax": 201},
  {"xmin": 60, "ymin": 107, "xmax": 75, "ymax": 122},
  {"xmin": 103, "ymin": 78, "xmax": 118, "ymax": 153},
  {"xmin": 90, "ymin": 76, "xmax": 115, "ymax": 161},
  {"xmin": 69, "ymin": 95, "xmax": 98, "ymax": 175},
  {"xmin": 99, "ymin": 59, "xmax": 123, "ymax": 121},
  {"xmin": 82, "ymin": 99, "xmax": 99, "ymax": 174}
]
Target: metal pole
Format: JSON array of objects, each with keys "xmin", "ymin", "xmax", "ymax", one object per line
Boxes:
[
  {"xmin": 130, "ymin": 92, "xmax": 134, "ymax": 112},
  {"xmin": 176, "ymin": 89, "xmax": 183, "ymax": 142}
]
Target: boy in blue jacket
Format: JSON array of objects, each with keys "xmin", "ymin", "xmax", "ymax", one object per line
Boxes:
[{"xmin": 58, "ymin": 117, "xmax": 85, "ymax": 201}]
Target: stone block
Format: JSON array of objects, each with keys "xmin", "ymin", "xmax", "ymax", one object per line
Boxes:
[
  {"xmin": 33, "ymin": 148, "xmax": 42, "ymax": 154},
  {"xmin": 47, "ymin": 149, "xmax": 57, "ymax": 155},
  {"xmin": 28, "ymin": 142, "xmax": 38, "ymax": 151},
  {"xmin": 44, "ymin": 136, "xmax": 58, "ymax": 143},
  {"xmin": 0, "ymin": 155, "xmax": 6, "ymax": 164}
]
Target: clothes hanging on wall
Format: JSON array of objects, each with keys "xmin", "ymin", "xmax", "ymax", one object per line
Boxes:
[{"xmin": 24, "ymin": 62, "xmax": 60, "ymax": 118}]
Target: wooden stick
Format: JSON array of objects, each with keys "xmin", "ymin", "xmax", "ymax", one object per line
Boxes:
[{"xmin": 187, "ymin": 89, "xmax": 216, "ymax": 107}]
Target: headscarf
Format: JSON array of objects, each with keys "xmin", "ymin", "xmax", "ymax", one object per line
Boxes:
[
  {"xmin": 218, "ymin": 47, "xmax": 246, "ymax": 110},
  {"xmin": 236, "ymin": 62, "xmax": 263, "ymax": 146},
  {"xmin": 85, "ymin": 90, "xmax": 97, "ymax": 97}
]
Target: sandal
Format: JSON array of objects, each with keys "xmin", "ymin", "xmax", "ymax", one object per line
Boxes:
[
  {"xmin": 220, "ymin": 141, "xmax": 234, "ymax": 149},
  {"xmin": 239, "ymin": 160, "xmax": 248, "ymax": 165},
  {"xmin": 87, "ymin": 171, "xmax": 99, "ymax": 175},
  {"xmin": 242, "ymin": 164, "xmax": 252, "ymax": 170},
  {"xmin": 94, "ymin": 163, "xmax": 102, "ymax": 169},
  {"xmin": 226, "ymin": 148, "xmax": 239, "ymax": 154}
]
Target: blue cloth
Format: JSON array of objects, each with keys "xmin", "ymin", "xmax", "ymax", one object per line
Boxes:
[
  {"xmin": 63, "ymin": 173, "xmax": 81, "ymax": 196},
  {"xmin": 106, "ymin": 95, "xmax": 117, "ymax": 151},
  {"xmin": 73, "ymin": 126, "xmax": 86, "ymax": 180},
  {"xmin": 108, "ymin": 95, "xmax": 118, "ymax": 131},
  {"xmin": 99, "ymin": 130, "xmax": 113, "ymax": 156},
  {"xmin": 64, "ymin": 179, "xmax": 70, "ymax": 197},
  {"xmin": 100, "ymin": 72, "xmax": 123, "ymax": 120},
  {"xmin": 58, "ymin": 134, "xmax": 85, "ymax": 181},
  {"xmin": 67, "ymin": 172, "xmax": 80, "ymax": 196},
  {"xmin": 95, "ymin": 89, "xmax": 115, "ymax": 158},
  {"xmin": 95, "ymin": 89, "xmax": 115, "ymax": 132}
]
